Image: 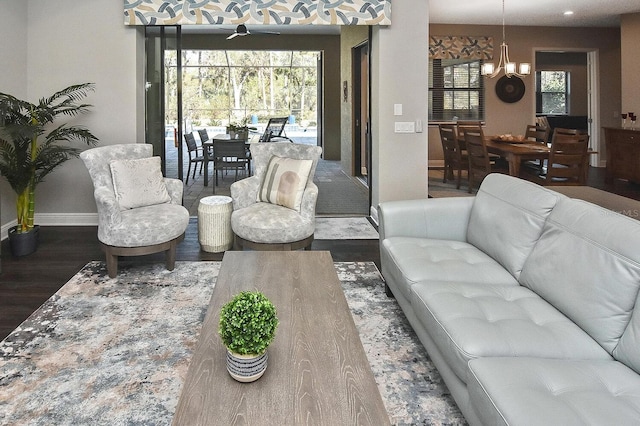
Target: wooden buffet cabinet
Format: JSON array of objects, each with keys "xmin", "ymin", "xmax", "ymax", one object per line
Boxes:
[{"xmin": 604, "ymin": 127, "xmax": 640, "ymax": 184}]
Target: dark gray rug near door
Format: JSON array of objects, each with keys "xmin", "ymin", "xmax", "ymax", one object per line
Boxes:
[
  {"xmin": 315, "ymin": 160, "xmax": 370, "ymax": 215},
  {"xmin": 0, "ymin": 261, "xmax": 466, "ymax": 425}
]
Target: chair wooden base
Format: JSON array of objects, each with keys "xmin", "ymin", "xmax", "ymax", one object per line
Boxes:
[
  {"xmin": 100, "ymin": 233, "xmax": 185, "ymax": 278},
  {"xmin": 234, "ymin": 234, "xmax": 314, "ymax": 251}
]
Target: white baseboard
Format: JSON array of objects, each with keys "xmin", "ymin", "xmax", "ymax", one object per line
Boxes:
[
  {"xmin": 369, "ymin": 206, "xmax": 378, "ymax": 226},
  {"xmin": 1, "ymin": 213, "xmax": 98, "ymax": 240}
]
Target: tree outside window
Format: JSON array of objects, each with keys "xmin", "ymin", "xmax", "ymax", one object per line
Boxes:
[
  {"xmin": 536, "ymin": 71, "xmax": 569, "ymax": 115},
  {"xmin": 165, "ymin": 50, "xmax": 319, "ymax": 128}
]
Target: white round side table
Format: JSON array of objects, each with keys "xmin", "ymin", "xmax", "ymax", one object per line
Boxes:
[{"xmin": 198, "ymin": 195, "xmax": 234, "ymax": 253}]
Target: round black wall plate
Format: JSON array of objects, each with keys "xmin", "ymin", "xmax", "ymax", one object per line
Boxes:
[{"xmin": 495, "ymin": 75, "xmax": 525, "ymax": 103}]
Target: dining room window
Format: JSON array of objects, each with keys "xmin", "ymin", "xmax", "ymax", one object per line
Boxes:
[
  {"xmin": 536, "ymin": 70, "xmax": 569, "ymax": 114},
  {"xmin": 429, "ymin": 58, "xmax": 485, "ymax": 122}
]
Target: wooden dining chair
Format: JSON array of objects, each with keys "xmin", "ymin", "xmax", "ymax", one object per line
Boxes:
[
  {"xmin": 523, "ymin": 124, "xmax": 551, "ymax": 170},
  {"xmin": 455, "ymin": 120, "xmax": 482, "ymax": 150},
  {"xmin": 438, "ymin": 124, "xmax": 468, "ymax": 189},
  {"xmin": 464, "ymin": 127, "xmax": 492, "ymax": 193},
  {"xmin": 525, "ymin": 124, "xmax": 551, "ymax": 145},
  {"xmin": 538, "ymin": 130, "xmax": 590, "ymax": 186}
]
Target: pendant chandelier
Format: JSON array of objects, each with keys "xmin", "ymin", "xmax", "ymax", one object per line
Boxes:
[{"xmin": 481, "ymin": 0, "xmax": 531, "ymax": 78}]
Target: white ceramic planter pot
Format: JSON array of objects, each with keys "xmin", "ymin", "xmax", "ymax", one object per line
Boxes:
[{"xmin": 226, "ymin": 350, "xmax": 268, "ymax": 383}]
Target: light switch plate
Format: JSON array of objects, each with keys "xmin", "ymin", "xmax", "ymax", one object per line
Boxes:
[
  {"xmin": 394, "ymin": 121, "xmax": 415, "ymax": 133},
  {"xmin": 394, "ymin": 104, "xmax": 403, "ymax": 116}
]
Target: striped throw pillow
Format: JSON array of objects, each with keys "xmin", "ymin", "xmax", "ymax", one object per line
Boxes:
[{"xmin": 257, "ymin": 155, "xmax": 313, "ymax": 212}]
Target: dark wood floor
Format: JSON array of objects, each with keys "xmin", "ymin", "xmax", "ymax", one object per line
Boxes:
[
  {"xmin": 1, "ymin": 166, "xmax": 639, "ymax": 341},
  {"xmin": 0, "ymin": 219, "xmax": 381, "ymax": 341}
]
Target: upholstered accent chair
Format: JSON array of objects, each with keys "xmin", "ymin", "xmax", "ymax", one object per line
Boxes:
[
  {"xmin": 80, "ymin": 144, "xmax": 190, "ymax": 277},
  {"xmin": 230, "ymin": 142, "xmax": 322, "ymax": 250}
]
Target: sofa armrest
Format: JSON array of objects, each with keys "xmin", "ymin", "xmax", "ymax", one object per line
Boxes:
[
  {"xmin": 164, "ymin": 178, "xmax": 184, "ymax": 205},
  {"xmin": 378, "ymin": 197, "xmax": 475, "ymax": 242}
]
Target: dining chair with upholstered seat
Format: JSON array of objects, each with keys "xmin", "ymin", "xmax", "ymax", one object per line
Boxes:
[
  {"xmin": 439, "ymin": 124, "xmax": 468, "ymax": 189},
  {"xmin": 538, "ymin": 130, "xmax": 590, "ymax": 186},
  {"xmin": 80, "ymin": 144, "xmax": 190, "ymax": 277},
  {"xmin": 184, "ymin": 132, "xmax": 205, "ymax": 184},
  {"xmin": 464, "ymin": 127, "xmax": 493, "ymax": 193},
  {"xmin": 230, "ymin": 142, "xmax": 322, "ymax": 250}
]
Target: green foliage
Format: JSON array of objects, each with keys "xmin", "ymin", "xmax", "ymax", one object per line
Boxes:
[
  {"xmin": 165, "ymin": 50, "xmax": 318, "ymax": 126},
  {"xmin": 219, "ymin": 291, "xmax": 279, "ymax": 355},
  {"xmin": 0, "ymin": 83, "xmax": 98, "ymax": 232}
]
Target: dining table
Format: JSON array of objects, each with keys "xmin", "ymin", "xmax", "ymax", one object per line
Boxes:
[
  {"xmin": 484, "ymin": 137, "xmax": 550, "ymax": 177},
  {"xmin": 485, "ymin": 135, "xmax": 597, "ymax": 181}
]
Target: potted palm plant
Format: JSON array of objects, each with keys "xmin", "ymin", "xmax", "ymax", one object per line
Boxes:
[
  {"xmin": 0, "ymin": 83, "xmax": 98, "ymax": 256},
  {"xmin": 218, "ymin": 290, "xmax": 279, "ymax": 382}
]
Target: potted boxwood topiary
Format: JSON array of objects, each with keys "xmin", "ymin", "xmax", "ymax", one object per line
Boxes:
[
  {"xmin": 219, "ymin": 290, "xmax": 279, "ymax": 382},
  {"xmin": 0, "ymin": 83, "xmax": 98, "ymax": 256}
]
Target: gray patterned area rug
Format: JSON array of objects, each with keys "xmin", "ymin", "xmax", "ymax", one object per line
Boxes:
[{"xmin": 0, "ymin": 261, "xmax": 465, "ymax": 425}]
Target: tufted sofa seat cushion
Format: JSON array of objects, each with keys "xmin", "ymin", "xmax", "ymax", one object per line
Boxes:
[
  {"xmin": 412, "ymin": 281, "xmax": 611, "ymax": 383},
  {"xmin": 231, "ymin": 201, "xmax": 314, "ymax": 244},
  {"xmin": 468, "ymin": 357, "xmax": 640, "ymax": 426},
  {"xmin": 381, "ymin": 237, "xmax": 517, "ymax": 301}
]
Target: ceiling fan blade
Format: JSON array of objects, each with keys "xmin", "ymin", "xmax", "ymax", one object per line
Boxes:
[
  {"xmin": 252, "ymin": 30, "xmax": 280, "ymax": 36},
  {"xmin": 227, "ymin": 33, "xmax": 239, "ymax": 40}
]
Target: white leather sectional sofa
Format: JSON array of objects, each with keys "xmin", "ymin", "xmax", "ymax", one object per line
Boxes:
[{"xmin": 378, "ymin": 174, "xmax": 640, "ymax": 425}]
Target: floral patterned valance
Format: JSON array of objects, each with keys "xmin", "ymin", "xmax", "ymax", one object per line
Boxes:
[
  {"xmin": 124, "ymin": 0, "xmax": 391, "ymax": 26},
  {"xmin": 429, "ymin": 36, "xmax": 493, "ymax": 60}
]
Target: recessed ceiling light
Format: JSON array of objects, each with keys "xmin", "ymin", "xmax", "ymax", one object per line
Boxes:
[{"xmin": 564, "ymin": 11, "xmax": 574, "ymax": 16}]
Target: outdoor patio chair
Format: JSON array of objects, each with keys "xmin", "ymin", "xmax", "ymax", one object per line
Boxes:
[
  {"xmin": 185, "ymin": 132, "xmax": 206, "ymax": 184},
  {"xmin": 258, "ymin": 117, "xmax": 292, "ymax": 142}
]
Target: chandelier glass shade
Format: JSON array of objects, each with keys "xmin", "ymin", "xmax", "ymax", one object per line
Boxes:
[{"xmin": 481, "ymin": 0, "xmax": 531, "ymax": 78}]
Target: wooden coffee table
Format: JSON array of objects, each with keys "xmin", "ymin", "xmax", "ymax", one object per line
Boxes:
[{"xmin": 172, "ymin": 251, "xmax": 390, "ymax": 425}]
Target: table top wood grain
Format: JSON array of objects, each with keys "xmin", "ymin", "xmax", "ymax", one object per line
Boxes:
[{"xmin": 172, "ymin": 251, "xmax": 390, "ymax": 426}]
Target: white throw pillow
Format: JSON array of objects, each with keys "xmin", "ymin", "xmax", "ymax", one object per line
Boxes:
[
  {"xmin": 257, "ymin": 155, "xmax": 313, "ymax": 212},
  {"xmin": 109, "ymin": 156, "xmax": 171, "ymax": 210}
]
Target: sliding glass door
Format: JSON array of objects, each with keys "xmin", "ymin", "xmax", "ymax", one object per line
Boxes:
[{"xmin": 145, "ymin": 26, "xmax": 182, "ymax": 179}]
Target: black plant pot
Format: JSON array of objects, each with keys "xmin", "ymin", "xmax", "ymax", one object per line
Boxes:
[{"xmin": 9, "ymin": 225, "xmax": 40, "ymax": 257}]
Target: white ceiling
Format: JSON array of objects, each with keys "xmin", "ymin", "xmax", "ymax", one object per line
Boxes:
[{"xmin": 429, "ymin": 0, "xmax": 640, "ymax": 28}]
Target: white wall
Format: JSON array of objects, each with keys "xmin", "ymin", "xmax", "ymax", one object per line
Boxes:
[
  {"xmin": 0, "ymin": 0, "xmax": 145, "ymax": 233},
  {"xmin": 2, "ymin": 0, "xmax": 431, "ymax": 230},
  {"xmin": 371, "ymin": 0, "xmax": 430, "ymax": 216},
  {"xmin": 0, "ymin": 1, "xmax": 28, "ymax": 230}
]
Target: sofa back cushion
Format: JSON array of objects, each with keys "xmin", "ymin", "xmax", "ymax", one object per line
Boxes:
[
  {"xmin": 467, "ymin": 174, "xmax": 561, "ymax": 280},
  {"xmin": 520, "ymin": 198, "xmax": 640, "ymax": 356},
  {"xmin": 615, "ymin": 292, "xmax": 640, "ymax": 374}
]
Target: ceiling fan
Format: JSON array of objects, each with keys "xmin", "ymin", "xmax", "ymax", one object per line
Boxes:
[{"xmin": 227, "ymin": 24, "xmax": 281, "ymax": 40}]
